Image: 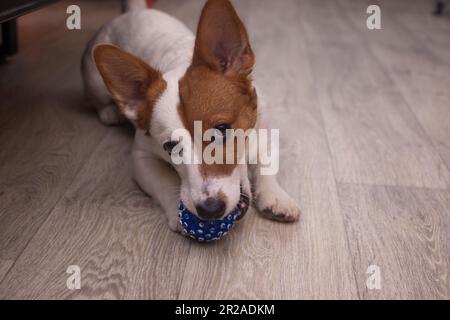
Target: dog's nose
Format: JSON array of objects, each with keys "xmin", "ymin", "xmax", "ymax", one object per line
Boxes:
[{"xmin": 196, "ymin": 197, "xmax": 226, "ymax": 220}]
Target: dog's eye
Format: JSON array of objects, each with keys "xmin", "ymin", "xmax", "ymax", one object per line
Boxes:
[
  {"xmin": 163, "ymin": 141, "xmax": 178, "ymax": 155},
  {"xmin": 213, "ymin": 123, "xmax": 231, "ymax": 143}
]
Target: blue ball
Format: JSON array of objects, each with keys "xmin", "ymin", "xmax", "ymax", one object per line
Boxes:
[{"xmin": 178, "ymin": 201, "xmax": 242, "ymax": 242}]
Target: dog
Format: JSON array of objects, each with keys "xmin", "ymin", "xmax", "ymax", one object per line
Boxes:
[{"xmin": 81, "ymin": 0, "xmax": 301, "ymax": 233}]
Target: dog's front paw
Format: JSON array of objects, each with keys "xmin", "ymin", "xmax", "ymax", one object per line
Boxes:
[
  {"xmin": 256, "ymin": 185, "xmax": 301, "ymax": 223},
  {"xmin": 168, "ymin": 214, "xmax": 183, "ymax": 234},
  {"xmin": 98, "ymin": 105, "xmax": 126, "ymax": 126}
]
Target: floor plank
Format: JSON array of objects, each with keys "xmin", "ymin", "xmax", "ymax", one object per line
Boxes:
[
  {"xmin": 0, "ymin": 260, "xmax": 14, "ymax": 283},
  {"xmin": 336, "ymin": 0, "xmax": 450, "ymax": 181},
  {"xmin": 0, "ymin": 0, "xmax": 118, "ymax": 263},
  {"xmin": 0, "ymin": 128, "xmax": 191, "ymax": 299},
  {"xmin": 370, "ymin": 0, "xmax": 450, "ymax": 66},
  {"xmin": 154, "ymin": 0, "xmax": 206, "ymax": 31},
  {"xmin": 338, "ymin": 184, "xmax": 450, "ymax": 299},
  {"xmin": 298, "ymin": 0, "xmax": 450, "ymax": 188}
]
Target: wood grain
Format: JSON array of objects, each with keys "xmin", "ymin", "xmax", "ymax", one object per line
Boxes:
[
  {"xmin": 338, "ymin": 184, "xmax": 450, "ymax": 299},
  {"xmin": 0, "ymin": 128, "xmax": 191, "ymax": 299},
  {"xmin": 337, "ymin": 0, "xmax": 450, "ymax": 173},
  {"xmin": 0, "ymin": 0, "xmax": 119, "ymax": 262},
  {"xmin": 1, "ymin": 0, "xmax": 449, "ymax": 300},
  {"xmin": 0, "ymin": 260, "xmax": 14, "ymax": 283},
  {"xmin": 298, "ymin": 0, "xmax": 450, "ymax": 188}
]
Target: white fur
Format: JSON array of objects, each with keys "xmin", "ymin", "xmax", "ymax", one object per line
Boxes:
[{"xmin": 82, "ymin": 8, "xmax": 300, "ymax": 232}]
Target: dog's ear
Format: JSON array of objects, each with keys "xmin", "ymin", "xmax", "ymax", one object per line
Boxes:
[
  {"xmin": 93, "ymin": 44, "xmax": 166, "ymax": 130},
  {"xmin": 193, "ymin": 0, "xmax": 254, "ymax": 78}
]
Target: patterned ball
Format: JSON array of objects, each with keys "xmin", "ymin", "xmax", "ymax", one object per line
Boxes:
[{"xmin": 178, "ymin": 201, "xmax": 242, "ymax": 242}]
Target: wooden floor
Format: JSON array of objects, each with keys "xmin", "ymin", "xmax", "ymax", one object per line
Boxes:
[{"xmin": 0, "ymin": 0, "xmax": 449, "ymax": 299}]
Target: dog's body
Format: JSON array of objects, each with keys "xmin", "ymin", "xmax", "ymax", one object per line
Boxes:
[
  {"xmin": 82, "ymin": 0, "xmax": 300, "ymax": 232},
  {"xmin": 82, "ymin": 10, "xmax": 194, "ymax": 125}
]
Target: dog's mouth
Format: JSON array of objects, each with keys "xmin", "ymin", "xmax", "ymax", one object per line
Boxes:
[{"xmin": 181, "ymin": 185, "xmax": 251, "ymax": 221}]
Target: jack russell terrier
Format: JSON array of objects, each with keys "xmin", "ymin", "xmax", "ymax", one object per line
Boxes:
[{"xmin": 81, "ymin": 0, "xmax": 301, "ymax": 233}]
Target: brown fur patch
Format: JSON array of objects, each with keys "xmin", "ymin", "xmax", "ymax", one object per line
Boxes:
[
  {"xmin": 137, "ymin": 79, "xmax": 167, "ymax": 132},
  {"xmin": 179, "ymin": 67, "xmax": 257, "ymax": 177},
  {"xmin": 178, "ymin": 0, "xmax": 257, "ymax": 178},
  {"xmin": 93, "ymin": 44, "xmax": 166, "ymax": 131},
  {"xmin": 193, "ymin": 0, "xmax": 255, "ymax": 78}
]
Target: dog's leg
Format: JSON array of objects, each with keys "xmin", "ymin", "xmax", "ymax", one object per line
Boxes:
[
  {"xmin": 133, "ymin": 154, "xmax": 182, "ymax": 232},
  {"xmin": 250, "ymin": 167, "xmax": 301, "ymax": 222},
  {"xmin": 98, "ymin": 104, "xmax": 127, "ymax": 126},
  {"xmin": 249, "ymin": 115, "xmax": 301, "ymax": 222}
]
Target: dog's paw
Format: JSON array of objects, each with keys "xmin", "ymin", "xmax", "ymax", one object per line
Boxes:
[
  {"xmin": 168, "ymin": 214, "xmax": 183, "ymax": 234},
  {"xmin": 256, "ymin": 185, "xmax": 301, "ymax": 223},
  {"xmin": 98, "ymin": 105, "xmax": 126, "ymax": 126}
]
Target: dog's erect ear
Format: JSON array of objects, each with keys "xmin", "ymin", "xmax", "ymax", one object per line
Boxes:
[
  {"xmin": 193, "ymin": 0, "xmax": 254, "ymax": 77},
  {"xmin": 93, "ymin": 44, "xmax": 166, "ymax": 130}
]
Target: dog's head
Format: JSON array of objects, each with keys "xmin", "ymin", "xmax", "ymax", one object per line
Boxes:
[{"xmin": 93, "ymin": 0, "xmax": 256, "ymax": 220}]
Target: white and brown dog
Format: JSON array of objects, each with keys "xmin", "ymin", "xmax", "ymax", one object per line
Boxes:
[{"xmin": 82, "ymin": 0, "xmax": 300, "ymax": 232}]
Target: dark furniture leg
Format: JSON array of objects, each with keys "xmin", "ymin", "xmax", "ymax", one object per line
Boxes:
[
  {"xmin": 0, "ymin": 19, "xmax": 18, "ymax": 57},
  {"xmin": 434, "ymin": 1, "xmax": 446, "ymax": 15}
]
